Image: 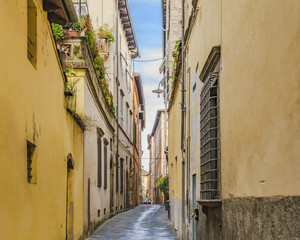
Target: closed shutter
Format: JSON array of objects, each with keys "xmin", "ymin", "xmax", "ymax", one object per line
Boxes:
[{"xmin": 97, "ymin": 137, "xmax": 102, "ymax": 187}]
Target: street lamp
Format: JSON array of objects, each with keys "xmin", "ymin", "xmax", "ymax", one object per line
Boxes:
[{"xmin": 152, "ymin": 78, "xmax": 165, "ymax": 98}]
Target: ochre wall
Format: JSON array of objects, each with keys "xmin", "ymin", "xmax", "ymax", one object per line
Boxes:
[
  {"xmin": 220, "ymin": 0, "xmax": 300, "ymax": 198},
  {"xmin": 0, "ymin": 0, "xmax": 84, "ymax": 239},
  {"xmin": 168, "ymin": 83, "xmax": 183, "ymax": 201}
]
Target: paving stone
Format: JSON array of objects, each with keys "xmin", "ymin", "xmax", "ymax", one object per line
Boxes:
[{"xmin": 86, "ymin": 204, "xmax": 179, "ymax": 240}]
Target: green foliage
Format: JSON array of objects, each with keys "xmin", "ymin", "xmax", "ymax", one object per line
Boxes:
[
  {"xmin": 73, "ymin": 45, "xmax": 81, "ymax": 57},
  {"xmin": 51, "ymin": 23, "xmax": 64, "ymax": 42},
  {"xmin": 64, "ymin": 21, "xmax": 81, "ymax": 31},
  {"xmin": 94, "ymin": 53, "xmax": 105, "ymax": 80},
  {"xmin": 172, "ymin": 39, "xmax": 181, "ymax": 70},
  {"xmin": 84, "ymin": 15, "xmax": 115, "ymax": 114},
  {"xmin": 65, "ymin": 68, "xmax": 77, "ymax": 77},
  {"xmin": 99, "ymin": 26, "xmax": 115, "ymax": 43},
  {"xmin": 156, "ymin": 175, "xmax": 169, "ymax": 199}
]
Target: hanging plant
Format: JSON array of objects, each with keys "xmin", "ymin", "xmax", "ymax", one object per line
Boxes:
[
  {"xmin": 51, "ymin": 23, "xmax": 64, "ymax": 42},
  {"xmin": 98, "ymin": 25, "xmax": 115, "ymax": 43}
]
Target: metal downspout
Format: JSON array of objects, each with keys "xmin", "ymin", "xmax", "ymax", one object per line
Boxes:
[
  {"xmin": 116, "ymin": 3, "xmax": 120, "ymax": 207},
  {"xmin": 181, "ymin": 0, "xmax": 186, "ymax": 238}
]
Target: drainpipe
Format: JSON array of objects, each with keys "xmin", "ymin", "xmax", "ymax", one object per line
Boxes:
[
  {"xmin": 181, "ymin": 0, "xmax": 186, "ymax": 238},
  {"xmin": 116, "ymin": 3, "xmax": 120, "ymax": 208}
]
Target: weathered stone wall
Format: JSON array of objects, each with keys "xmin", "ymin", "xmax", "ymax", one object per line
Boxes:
[
  {"xmin": 195, "ymin": 206, "xmax": 222, "ymax": 240},
  {"xmin": 222, "ymin": 196, "xmax": 300, "ymax": 240}
]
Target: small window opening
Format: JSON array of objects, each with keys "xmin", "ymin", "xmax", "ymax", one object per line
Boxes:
[
  {"xmin": 27, "ymin": 0, "xmax": 37, "ymax": 68},
  {"xmin": 27, "ymin": 141, "xmax": 36, "ymax": 183},
  {"xmin": 98, "ymin": 210, "xmax": 100, "ymax": 217}
]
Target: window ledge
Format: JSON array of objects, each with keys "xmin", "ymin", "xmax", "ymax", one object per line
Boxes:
[{"xmin": 197, "ymin": 199, "xmax": 222, "ymax": 207}]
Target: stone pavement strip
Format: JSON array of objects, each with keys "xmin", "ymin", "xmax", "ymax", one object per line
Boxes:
[{"xmin": 86, "ymin": 204, "xmax": 179, "ymax": 240}]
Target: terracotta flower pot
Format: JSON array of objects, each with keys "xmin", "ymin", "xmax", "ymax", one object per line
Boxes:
[{"xmin": 67, "ymin": 30, "xmax": 78, "ymax": 37}]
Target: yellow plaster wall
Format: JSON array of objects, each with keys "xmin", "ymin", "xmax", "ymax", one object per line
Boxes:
[
  {"xmin": 0, "ymin": 1, "xmax": 84, "ymax": 239},
  {"xmin": 184, "ymin": 0, "xmax": 221, "ymax": 201},
  {"xmin": 168, "ymin": 84, "xmax": 183, "ymax": 200},
  {"xmin": 220, "ymin": 0, "xmax": 300, "ymax": 198}
]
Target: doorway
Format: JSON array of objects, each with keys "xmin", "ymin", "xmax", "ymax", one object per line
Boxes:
[
  {"xmin": 192, "ymin": 174, "xmax": 196, "ymax": 240},
  {"xmin": 66, "ymin": 154, "xmax": 74, "ymax": 240},
  {"xmin": 110, "ymin": 155, "xmax": 114, "ymax": 213}
]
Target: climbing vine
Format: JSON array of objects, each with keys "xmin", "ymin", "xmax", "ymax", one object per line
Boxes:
[
  {"xmin": 84, "ymin": 15, "xmax": 115, "ymax": 114},
  {"xmin": 99, "ymin": 25, "xmax": 115, "ymax": 43}
]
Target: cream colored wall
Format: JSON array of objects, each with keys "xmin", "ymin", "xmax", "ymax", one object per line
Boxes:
[
  {"xmin": 87, "ymin": 0, "xmax": 116, "ymax": 93},
  {"xmin": 184, "ymin": 0, "xmax": 221, "ymax": 204},
  {"xmin": 168, "ymin": 84, "xmax": 183, "ymax": 201},
  {"xmin": 220, "ymin": 0, "xmax": 300, "ymax": 198},
  {"xmin": 79, "ymin": 71, "xmax": 114, "ymax": 227},
  {"xmin": 0, "ymin": 1, "xmax": 84, "ymax": 239}
]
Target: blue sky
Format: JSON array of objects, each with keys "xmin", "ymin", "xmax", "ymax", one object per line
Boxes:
[{"xmin": 129, "ymin": 0, "xmax": 164, "ymax": 171}]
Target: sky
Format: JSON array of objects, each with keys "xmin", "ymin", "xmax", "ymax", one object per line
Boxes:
[{"xmin": 128, "ymin": 0, "xmax": 164, "ymax": 172}]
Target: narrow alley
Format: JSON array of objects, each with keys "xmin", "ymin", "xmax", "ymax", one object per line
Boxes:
[
  {"xmin": 0, "ymin": 0, "xmax": 299, "ymax": 239},
  {"xmin": 87, "ymin": 205, "xmax": 178, "ymax": 240}
]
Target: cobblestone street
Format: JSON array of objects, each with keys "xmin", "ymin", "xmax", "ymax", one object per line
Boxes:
[{"xmin": 86, "ymin": 205, "xmax": 179, "ymax": 240}]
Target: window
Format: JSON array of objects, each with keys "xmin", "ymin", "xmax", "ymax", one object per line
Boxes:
[
  {"xmin": 128, "ymin": 71, "xmax": 131, "ymax": 92},
  {"xmin": 200, "ymin": 72, "xmax": 220, "ymax": 200},
  {"xmin": 120, "ymin": 158, "xmax": 124, "ymax": 193},
  {"xmin": 97, "ymin": 129, "xmax": 104, "ymax": 187},
  {"xmin": 133, "ymin": 121, "xmax": 137, "ymax": 145},
  {"xmin": 116, "ymin": 158, "xmax": 119, "ymax": 192},
  {"xmin": 27, "ymin": 141, "xmax": 36, "ymax": 183},
  {"xmin": 129, "ymin": 111, "xmax": 132, "ymax": 141},
  {"xmin": 27, "ymin": 0, "xmax": 37, "ymax": 68},
  {"xmin": 130, "ymin": 158, "xmax": 132, "ymax": 170},
  {"xmin": 120, "ymin": 92, "xmax": 124, "ymax": 127},
  {"xmin": 104, "ymin": 139, "xmax": 108, "ymax": 189},
  {"xmin": 119, "ymin": 36, "xmax": 122, "ymax": 72},
  {"xmin": 126, "ymin": 105, "xmax": 129, "ymax": 135}
]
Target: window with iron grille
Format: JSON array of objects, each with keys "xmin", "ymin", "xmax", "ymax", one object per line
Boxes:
[
  {"xmin": 133, "ymin": 121, "xmax": 136, "ymax": 145},
  {"xmin": 116, "ymin": 157, "xmax": 119, "ymax": 192},
  {"xmin": 200, "ymin": 72, "xmax": 220, "ymax": 200},
  {"xmin": 97, "ymin": 137, "xmax": 102, "ymax": 187},
  {"xmin": 120, "ymin": 158, "xmax": 124, "ymax": 193},
  {"xmin": 27, "ymin": 141, "xmax": 36, "ymax": 183},
  {"xmin": 104, "ymin": 139, "xmax": 108, "ymax": 189}
]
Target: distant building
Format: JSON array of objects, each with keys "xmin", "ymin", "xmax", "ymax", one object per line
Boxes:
[
  {"xmin": 132, "ymin": 73, "xmax": 146, "ymax": 206},
  {"xmin": 141, "ymin": 167, "xmax": 150, "ymax": 198},
  {"xmin": 148, "ymin": 110, "xmax": 167, "ymax": 204}
]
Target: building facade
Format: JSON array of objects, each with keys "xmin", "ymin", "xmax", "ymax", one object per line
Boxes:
[
  {"xmin": 166, "ymin": 0, "xmax": 300, "ymax": 239},
  {"xmin": 148, "ymin": 110, "xmax": 168, "ymax": 205},
  {"xmin": 0, "ymin": 0, "xmax": 145, "ymax": 239},
  {"xmin": 132, "ymin": 73, "xmax": 146, "ymax": 205},
  {"xmin": 141, "ymin": 167, "xmax": 150, "ymax": 198},
  {"xmin": 0, "ymin": 0, "xmax": 84, "ymax": 239}
]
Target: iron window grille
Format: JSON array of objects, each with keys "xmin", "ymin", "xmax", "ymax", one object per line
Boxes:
[
  {"xmin": 200, "ymin": 72, "xmax": 220, "ymax": 200},
  {"xmin": 27, "ymin": 141, "xmax": 35, "ymax": 183},
  {"xmin": 120, "ymin": 158, "xmax": 124, "ymax": 193},
  {"xmin": 116, "ymin": 158, "xmax": 119, "ymax": 192}
]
